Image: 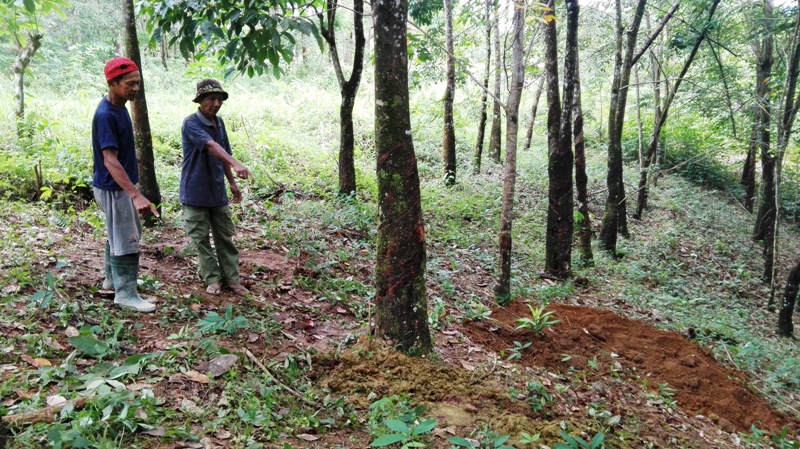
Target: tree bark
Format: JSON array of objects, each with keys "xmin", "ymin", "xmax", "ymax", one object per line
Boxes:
[
  {"xmin": 494, "ymin": 0, "xmax": 526, "ymax": 302},
  {"xmin": 573, "ymin": 40, "xmax": 592, "ymax": 266},
  {"xmin": 320, "ymin": 0, "xmax": 366, "ymax": 196},
  {"xmin": 742, "ymin": 120, "xmax": 758, "ymax": 213},
  {"xmin": 753, "ymin": 0, "xmax": 775, "ymax": 243},
  {"xmin": 473, "ymin": 0, "xmax": 492, "ymax": 174},
  {"xmin": 123, "ymin": 0, "xmax": 162, "ymax": 225},
  {"xmin": 11, "ymin": 33, "xmax": 42, "ymax": 138},
  {"xmin": 544, "ymin": 0, "xmax": 577, "ymax": 278},
  {"xmin": 777, "ymin": 259, "xmax": 800, "ymax": 337},
  {"xmin": 634, "ymin": 0, "xmax": 720, "ymax": 220},
  {"xmin": 442, "ymin": 0, "xmax": 456, "ymax": 186},
  {"xmin": 488, "ymin": 3, "xmax": 503, "ymax": 164},
  {"xmin": 599, "ymin": 0, "xmax": 645, "ymax": 254},
  {"xmin": 373, "ymin": 0, "xmax": 432, "ymax": 355},
  {"xmin": 522, "ymin": 76, "xmax": 545, "ymax": 152}
]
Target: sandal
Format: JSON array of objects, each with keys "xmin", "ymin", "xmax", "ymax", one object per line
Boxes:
[
  {"xmin": 206, "ymin": 282, "xmax": 222, "ymax": 296},
  {"xmin": 227, "ymin": 284, "xmax": 249, "ymax": 296}
]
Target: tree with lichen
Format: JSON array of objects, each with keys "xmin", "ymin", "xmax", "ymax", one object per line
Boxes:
[
  {"xmin": 1, "ymin": 0, "xmax": 69, "ymax": 137},
  {"xmin": 373, "ymin": 0, "xmax": 432, "ymax": 355}
]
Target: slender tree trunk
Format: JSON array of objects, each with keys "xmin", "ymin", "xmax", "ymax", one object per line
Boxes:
[
  {"xmin": 373, "ymin": 0, "xmax": 432, "ymax": 355},
  {"xmin": 523, "ymin": 76, "xmax": 545, "ymax": 152},
  {"xmin": 573, "ymin": 42, "xmax": 593, "ymax": 266},
  {"xmin": 599, "ymin": 0, "xmax": 645, "ymax": 253},
  {"xmin": 544, "ymin": 0, "xmax": 577, "ymax": 278},
  {"xmin": 321, "ymin": 0, "xmax": 366, "ymax": 196},
  {"xmin": 777, "ymin": 259, "xmax": 800, "ymax": 337},
  {"xmin": 742, "ymin": 121, "xmax": 759, "ymax": 213},
  {"xmin": 160, "ymin": 35, "xmax": 168, "ymax": 70},
  {"xmin": 488, "ymin": 2, "xmax": 503, "ymax": 164},
  {"xmin": 123, "ymin": 0, "xmax": 161, "ymax": 225},
  {"xmin": 494, "ymin": 0, "xmax": 526, "ymax": 302},
  {"xmin": 11, "ymin": 33, "xmax": 42, "ymax": 138},
  {"xmin": 442, "ymin": 0, "xmax": 456, "ymax": 185},
  {"xmin": 473, "ymin": 0, "xmax": 492, "ymax": 174},
  {"xmin": 635, "ymin": 0, "xmax": 719, "ymax": 220},
  {"xmin": 753, "ymin": 0, "xmax": 775, "ymax": 251}
]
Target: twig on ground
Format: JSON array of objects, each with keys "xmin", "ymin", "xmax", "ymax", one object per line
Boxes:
[
  {"xmin": 2, "ymin": 397, "xmax": 91, "ymax": 427},
  {"xmin": 244, "ymin": 349, "xmax": 316, "ymax": 407}
]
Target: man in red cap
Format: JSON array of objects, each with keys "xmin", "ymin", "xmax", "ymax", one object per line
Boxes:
[{"xmin": 92, "ymin": 57, "xmax": 159, "ymax": 313}]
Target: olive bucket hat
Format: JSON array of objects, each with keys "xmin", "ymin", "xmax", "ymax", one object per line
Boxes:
[{"xmin": 193, "ymin": 79, "xmax": 229, "ymax": 103}]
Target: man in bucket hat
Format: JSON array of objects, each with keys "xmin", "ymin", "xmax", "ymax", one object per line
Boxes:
[
  {"xmin": 181, "ymin": 79, "xmax": 252, "ymax": 296},
  {"xmin": 92, "ymin": 57, "xmax": 159, "ymax": 313}
]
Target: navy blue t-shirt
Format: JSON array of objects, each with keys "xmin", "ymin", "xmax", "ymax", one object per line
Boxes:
[
  {"xmin": 92, "ymin": 97, "xmax": 139, "ymax": 191},
  {"xmin": 180, "ymin": 110, "xmax": 232, "ymax": 208}
]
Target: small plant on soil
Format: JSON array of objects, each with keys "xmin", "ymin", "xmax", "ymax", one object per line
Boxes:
[
  {"xmin": 506, "ymin": 341, "xmax": 531, "ymax": 360},
  {"xmin": 515, "ymin": 304, "xmax": 561, "ymax": 334},
  {"xmin": 448, "ymin": 426, "xmax": 515, "ymax": 448},
  {"xmin": 195, "ymin": 305, "xmax": 250, "ymax": 335},
  {"xmin": 526, "ymin": 380, "xmax": 554, "ymax": 412},
  {"xmin": 369, "ymin": 417, "xmax": 438, "ymax": 448},
  {"xmin": 553, "ymin": 430, "xmax": 605, "ymax": 449}
]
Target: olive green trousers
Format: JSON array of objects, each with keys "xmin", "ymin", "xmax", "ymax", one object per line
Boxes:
[{"xmin": 183, "ymin": 205, "xmax": 240, "ymax": 286}]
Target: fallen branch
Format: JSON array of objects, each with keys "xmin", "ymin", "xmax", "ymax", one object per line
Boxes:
[
  {"xmin": 2, "ymin": 397, "xmax": 91, "ymax": 427},
  {"xmin": 244, "ymin": 349, "xmax": 316, "ymax": 407}
]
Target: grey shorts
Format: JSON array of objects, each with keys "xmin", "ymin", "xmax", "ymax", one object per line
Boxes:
[{"xmin": 93, "ymin": 187, "xmax": 142, "ymax": 256}]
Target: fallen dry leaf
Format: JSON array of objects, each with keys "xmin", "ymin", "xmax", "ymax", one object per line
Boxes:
[
  {"xmin": 142, "ymin": 427, "xmax": 166, "ymax": 437},
  {"xmin": 64, "ymin": 326, "xmax": 79, "ymax": 337},
  {"xmin": 1, "ymin": 284, "xmax": 20, "ymax": 295},
  {"xmin": 296, "ymin": 434, "xmax": 320, "ymax": 442},
  {"xmin": 170, "ymin": 370, "xmax": 210, "ymax": 384},
  {"xmin": 206, "ymin": 354, "xmax": 238, "ymax": 378},
  {"xmin": 45, "ymin": 395, "xmax": 67, "ymax": 407},
  {"xmin": 214, "ymin": 429, "xmax": 231, "ymax": 439},
  {"xmin": 247, "ymin": 333, "xmax": 260, "ymax": 343},
  {"xmin": 190, "ymin": 303, "xmax": 203, "ymax": 312},
  {"xmin": 21, "ymin": 355, "xmax": 51, "ymax": 368},
  {"xmin": 127, "ymin": 382, "xmax": 154, "ymax": 391}
]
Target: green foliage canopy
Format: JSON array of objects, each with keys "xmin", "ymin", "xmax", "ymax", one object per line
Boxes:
[
  {"xmin": 138, "ymin": 0, "xmax": 322, "ymax": 78},
  {"xmin": 0, "ymin": 0, "xmax": 68, "ymax": 45}
]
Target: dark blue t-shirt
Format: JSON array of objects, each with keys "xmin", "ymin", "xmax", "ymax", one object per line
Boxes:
[
  {"xmin": 180, "ymin": 110, "xmax": 232, "ymax": 208},
  {"xmin": 92, "ymin": 97, "xmax": 139, "ymax": 191}
]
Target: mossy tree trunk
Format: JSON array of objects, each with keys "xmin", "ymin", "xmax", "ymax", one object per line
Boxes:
[
  {"xmin": 473, "ymin": 0, "xmax": 492, "ymax": 175},
  {"xmin": 320, "ymin": 0, "xmax": 365, "ymax": 196},
  {"xmin": 573, "ymin": 45, "xmax": 592, "ymax": 266},
  {"xmin": 373, "ymin": 0, "xmax": 432, "ymax": 355},
  {"xmin": 442, "ymin": 0, "xmax": 456, "ymax": 186},
  {"xmin": 777, "ymin": 259, "xmax": 800, "ymax": 337},
  {"xmin": 599, "ymin": 0, "xmax": 677, "ymax": 253},
  {"xmin": 11, "ymin": 33, "xmax": 42, "ymax": 138},
  {"xmin": 544, "ymin": 0, "xmax": 578, "ymax": 278},
  {"xmin": 123, "ymin": 0, "xmax": 161, "ymax": 225},
  {"xmin": 494, "ymin": 0, "xmax": 526, "ymax": 302},
  {"xmin": 487, "ymin": 3, "xmax": 502, "ymax": 164}
]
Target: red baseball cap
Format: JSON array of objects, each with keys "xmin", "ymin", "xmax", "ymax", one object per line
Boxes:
[{"xmin": 104, "ymin": 57, "xmax": 139, "ymax": 81}]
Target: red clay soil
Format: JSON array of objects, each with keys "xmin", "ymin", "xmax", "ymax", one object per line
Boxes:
[{"xmin": 464, "ymin": 302, "xmax": 799, "ymax": 434}]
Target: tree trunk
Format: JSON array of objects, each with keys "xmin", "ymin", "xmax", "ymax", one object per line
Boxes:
[
  {"xmin": 123, "ymin": 0, "xmax": 162, "ymax": 225},
  {"xmin": 373, "ymin": 0, "xmax": 432, "ymax": 355},
  {"xmin": 472, "ymin": 0, "xmax": 492, "ymax": 175},
  {"xmin": 599, "ymin": 0, "xmax": 645, "ymax": 253},
  {"xmin": 321, "ymin": 0, "xmax": 366, "ymax": 196},
  {"xmin": 11, "ymin": 33, "xmax": 42, "ymax": 138},
  {"xmin": 473, "ymin": 0, "xmax": 492, "ymax": 175},
  {"xmin": 742, "ymin": 121, "xmax": 758, "ymax": 213},
  {"xmin": 777, "ymin": 259, "xmax": 800, "ymax": 337},
  {"xmin": 488, "ymin": 4, "xmax": 502, "ymax": 164},
  {"xmin": 523, "ymin": 76, "xmax": 545, "ymax": 152},
  {"xmin": 494, "ymin": 0, "xmax": 526, "ymax": 302},
  {"xmin": 544, "ymin": 0, "xmax": 577, "ymax": 278},
  {"xmin": 634, "ymin": 0, "xmax": 720, "ymax": 220},
  {"xmin": 442, "ymin": 0, "xmax": 456, "ymax": 186},
  {"xmin": 573, "ymin": 41, "xmax": 592, "ymax": 266}
]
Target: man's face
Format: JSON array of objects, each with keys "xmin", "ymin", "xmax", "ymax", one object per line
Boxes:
[
  {"xmin": 199, "ymin": 94, "xmax": 225, "ymax": 118},
  {"xmin": 110, "ymin": 71, "xmax": 141, "ymax": 102}
]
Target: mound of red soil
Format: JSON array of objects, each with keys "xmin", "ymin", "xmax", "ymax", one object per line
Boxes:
[{"xmin": 464, "ymin": 302, "xmax": 798, "ymax": 434}]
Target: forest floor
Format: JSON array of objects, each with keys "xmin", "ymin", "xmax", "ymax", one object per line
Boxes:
[{"xmin": 1, "ymin": 173, "xmax": 800, "ymax": 449}]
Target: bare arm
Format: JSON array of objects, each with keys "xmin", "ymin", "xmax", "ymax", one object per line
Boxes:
[
  {"xmin": 206, "ymin": 140, "xmax": 252, "ymax": 180},
  {"xmin": 102, "ymin": 149, "xmax": 159, "ymax": 216}
]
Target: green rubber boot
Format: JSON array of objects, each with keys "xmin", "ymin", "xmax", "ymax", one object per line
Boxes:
[
  {"xmin": 102, "ymin": 241, "xmax": 114, "ymax": 290},
  {"xmin": 110, "ymin": 254, "xmax": 156, "ymax": 313}
]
